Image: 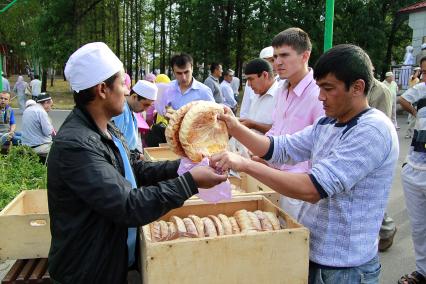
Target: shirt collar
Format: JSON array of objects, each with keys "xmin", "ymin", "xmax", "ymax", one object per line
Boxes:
[
  {"xmin": 172, "ymin": 77, "xmax": 201, "ymax": 92},
  {"xmin": 264, "ymin": 80, "xmax": 279, "ymax": 97},
  {"xmin": 209, "ymin": 74, "xmax": 219, "ymax": 82},
  {"xmin": 282, "ymin": 68, "xmax": 315, "ymax": 97}
]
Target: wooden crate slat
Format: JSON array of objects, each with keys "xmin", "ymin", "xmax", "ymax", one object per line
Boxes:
[
  {"xmin": 28, "ymin": 258, "xmax": 47, "ymax": 280},
  {"xmin": 15, "ymin": 258, "xmax": 37, "ymax": 283}
]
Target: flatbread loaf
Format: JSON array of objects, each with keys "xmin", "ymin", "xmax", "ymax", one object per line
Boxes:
[
  {"xmin": 264, "ymin": 212, "xmax": 281, "ymax": 230},
  {"xmin": 169, "ymin": 216, "xmax": 187, "ymax": 233},
  {"xmin": 179, "ymin": 101, "xmax": 228, "ymax": 162},
  {"xmin": 183, "ymin": 217, "xmax": 198, "ymax": 237},
  {"xmin": 218, "ymin": 214, "xmax": 233, "ymax": 235},
  {"xmin": 254, "ymin": 210, "xmax": 273, "ymax": 231},
  {"xmin": 188, "ymin": 214, "xmax": 205, "ymax": 237},
  {"xmin": 228, "ymin": 217, "xmax": 241, "ymax": 234},
  {"xmin": 149, "ymin": 221, "xmax": 161, "ymax": 242},
  {"xmin": 234, "ymin": 210, "xmax": 256, "ymax": 233},
  {"xmin": 159, "ymin": 220, "xmax": 169, "ymax": 239},
  {"xmin": 208, "ymin": 215, "xmax": 225, "ymax": 236},
  {"xmin": 165, "ymin": 101, "xmax": 201, "ymax": 157},
  {"xmin": 202, "ymin": 217, "xmax": 218, "ymax": 237}
]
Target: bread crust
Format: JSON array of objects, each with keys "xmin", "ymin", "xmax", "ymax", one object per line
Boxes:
[
  {"xmin": 179, "ymin": 101, "xmax": 228, "ymax": 162},
  {"xmin": 149, "ymin": 221, "xmax": 161, "ymax": 242},
  {"xmin": 254, "ymin": 210, "xmax": 273, "ymax": 231},
  {"xmin": 218, "ymin": 214, "xmax": 233, "ymax": 235},
  {"xmin": 202, "ymin": 217, "xmax": 218, "ymax": 237},
  {"xmin": 169, "ymin": 216, "xmax": 187, "ymax": 233},
  {"xmin": 188, "ymin": 214, "xmax": 205, "ymax": 237},
  {"xmin": 264, "ymin": 211, "xmax": 281, "ymax": 230},
  {"xmin": 183, "ymin": 217, "xmax": 198, "ymax": 237},
  {"xmin": 234, "ymin": 210, "xmax": 256, "ymax": 233},
  {"xmin": 228, "ymin": 217, "xmax": 241, "ymax": 234}
]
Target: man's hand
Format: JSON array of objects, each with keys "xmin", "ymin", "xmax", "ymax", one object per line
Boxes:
[
  {"xmin": 189, "ymin": 166, "xmax": 228, "ymax": 188},
  {"xmin": 164, "ymin": 107, "xmax": 176, "ymax": 120},
  {"xmin": 210, "ymin": 151, "xmax": 250, "ymax": 173},
  {"xmin": 218, "ymin": 106, "xmax": 241, "ymax": 136},
  {"xmin": 251, "ymin": 155, "xmax": 269, "ymax": 166}
]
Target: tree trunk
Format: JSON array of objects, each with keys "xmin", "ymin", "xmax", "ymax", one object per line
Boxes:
[{"xmin": 382, "ymin": 13, "xmax": 401, "ymax": 80}]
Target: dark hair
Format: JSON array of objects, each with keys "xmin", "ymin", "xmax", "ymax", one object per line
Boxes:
[
  {"xmin": 170, "ymin": 53, "xmax": 193, "ymax": 69},
  {"xmin": 73, "ymin": 72, "xmax": 119, "ymax": 107},
  {"xmin": 34, "ymin": 75, "xmax": 40, "ymax": 79},
  {"xmin": 314, "ymin": 44, "xmax": 373, "ymax": 95},
  {"xmin": 271, "ymin": 27, "xmax": 312, "ymax": 54},
  {"xmin": 244, "ymin": 58, "xmax": 273, "ymax": 79},
  {"xmin": 210, "ymin": 63, "xmax": 221, "ymax": 74},
  {"xmin": 420, "ymin": 56, "xmax": 426, "ymax": 66}
]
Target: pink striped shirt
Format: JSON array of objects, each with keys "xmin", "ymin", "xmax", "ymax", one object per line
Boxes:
[{"xmin": 266, "ymin": 69, "xmax": 324, "ymax": 173}]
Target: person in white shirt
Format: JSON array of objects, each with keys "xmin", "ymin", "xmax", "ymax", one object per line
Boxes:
[
  {"xmin": 30, "ymin": 75, "xmax": 42, "ymax": 101},
  {"xmin": 383, "ymin": 71, "xmax": 399, "ymax": 130},
  {"xmin": 240, "ymin": 46, "xmax": 277, "ymax": 118},
  {"xmin": 230, "ymin": 72, "xmax": 240, "ymax": 101},
  {"xmin": 239, "ymin": 58, "xmax": 277, "ymax": 134},
  {"xmin": 220, "ymin": 69, "xmax": 237, "ymax": 112}
]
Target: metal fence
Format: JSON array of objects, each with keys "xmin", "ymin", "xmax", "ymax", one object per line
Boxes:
[{"xmin": 391, "ymin": 65, "xmax": 415, "ymax": 91}]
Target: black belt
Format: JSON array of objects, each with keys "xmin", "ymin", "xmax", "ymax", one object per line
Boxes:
[{"xmin": 31, "ymin": 144, "xmax": 42, "ymax": 148}]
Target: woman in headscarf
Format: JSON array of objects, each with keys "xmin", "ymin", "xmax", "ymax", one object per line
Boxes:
[
  {"xmin": 402, "ymin": 46, "xmax": 416, "ymax": 89},
  {"xmin": 13, "ymin": 76, "xmax": 28, "ymax": 113}
]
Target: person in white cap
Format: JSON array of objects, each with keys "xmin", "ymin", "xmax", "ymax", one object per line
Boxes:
[
  {"xmin": 21, "ymin": 92, "xmax": 54, "ymax": 156},
  {"xmin": 383, "ymin": 71, "xmax": 399, "ymax": 129},
  {"xmin": 112, "ymin": 79, "xmax": 157, "ymax": 156},
  {"xmin": 47, "ymin": 42, "xmax": 226, "ymax": 284},
  {"xmin": 229, "ymin": 68, "xmax": 240, "ymax": 101},
  {"xmin": 239, "ymin": 45, "xmax": 277, "ymax": 119}
]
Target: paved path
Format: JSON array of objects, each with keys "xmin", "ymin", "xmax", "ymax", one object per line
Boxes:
[{"xmin": 1, "ymin": 112, "xmax": 419, "ymax": 283}]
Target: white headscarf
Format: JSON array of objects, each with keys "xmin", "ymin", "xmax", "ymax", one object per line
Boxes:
[
  {"xmin": 403, "ymin": 46, "xmax": 415, "ymax": 65},
  {"xmin": 14, "ymin": 76, "xmax": 27, "ymax": 91}
]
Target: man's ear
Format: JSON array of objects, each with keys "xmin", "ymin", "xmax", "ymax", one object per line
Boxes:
[
  {"xmin": 301, "ymin": 51, "xmax": 311, "ymax": 65},
  {"xmin": 351, "ymin": 79, "xmax": 366, "ymax": 97},
  {"xmin": 94, "ymin": 82, "xmax": 108, "ymax": 100}
]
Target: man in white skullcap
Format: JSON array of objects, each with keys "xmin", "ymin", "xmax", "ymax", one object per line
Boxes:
[
  {"xmin": 112, "ymin": 80, "xmax": 157, "ymax": 155},
  {"xmin": 47, "ymin": 42, "xmax": 226, "ymax": 284},
  {"xmin": 383, "ymin": 71, "xmax": 399, "ymax": 130}
]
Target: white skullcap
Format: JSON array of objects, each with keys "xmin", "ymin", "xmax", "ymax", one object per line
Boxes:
[
  {"xmin": 64, "ymin": 42, "xmax": 123, "ymax": 93},
  {"xmin": 421, "ymin": 43, "xmax": 426, "ymax": 50},
  {"xmin": 25, "ymin": 99, "xmax": 36, "ymax": 108},
  {"xmin": 259, "ymin": 46, "xmax": 274, "ymax": 59},
  {"xmin": 385, "ymin": 71, "xmax": 393, "ymax": 77},
  {"xmin": 132, "ymin": 80, "xmax": 158, "ymax": 100}
]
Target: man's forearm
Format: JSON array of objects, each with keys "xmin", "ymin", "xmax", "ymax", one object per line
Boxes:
[
  {"xmin": 243, "ymin": 159, "xmax": 320, "ymax": 203},
  {"xmin": 9, "ymin": 124, "xmax": 16, "ymax": 133},
  {"xmin": 399, "ymin": 97, "xmax": 416, "ymax": 116},
  {"xmin": 250, "ymin": 121, "xmax": 272, "ymax": 134},
  {"xmin": 230, "ymin": 123, "xmax": 271, "ymax": 157}
]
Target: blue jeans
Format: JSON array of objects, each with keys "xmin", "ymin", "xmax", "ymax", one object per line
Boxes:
[{"xmin": 309, "ymin": 255, "xmax": 381, "ymax": 284}]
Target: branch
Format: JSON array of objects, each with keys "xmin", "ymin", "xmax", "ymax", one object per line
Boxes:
[{"xmin": 75, "ymin": 0, "xmax": 104, "ymax": 24}]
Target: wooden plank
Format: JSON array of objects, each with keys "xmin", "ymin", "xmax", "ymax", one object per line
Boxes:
[
  {"xmin": 1, "ymin": 259, "xmax": 26, "ymax": 284},
  {"xmin": 144, "ymin": 147, "xmax": 179, "ymax": 161},
  {"xmin": 0, "ymin": 191, "xmax": 26, "ymax": 216},
  {"xmin": 41, "ymin": 268, "xmax": 50, "ymax": 283},
  {"xmin": 140, "ymin": 196, "xmax": 309, "ymax": 284},
  {"xmin": 28, "ymin": 258, "xmax": 48, "ymax": 281},
  {"xmin": 16, "ymin": 258, "xmax": 37, "ymax": 283}
]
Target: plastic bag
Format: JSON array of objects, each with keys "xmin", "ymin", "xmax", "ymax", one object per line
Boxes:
[{"xmin": 178, "ymin": 157, "xmax": 232, "ymax": 203}]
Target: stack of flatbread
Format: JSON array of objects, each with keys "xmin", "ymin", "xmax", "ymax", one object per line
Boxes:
[
  {"xmin": 149, "ymin": 210, "xmax": 283, "ymax": 242},
  {"xmin": 165, "ymin": 101, "xmax": 229, "ymax": 162}
]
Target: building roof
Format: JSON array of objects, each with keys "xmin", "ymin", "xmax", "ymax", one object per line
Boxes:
[{"xmin": 399, "ymin": 1, "xmax": 426, "ymax": 14}]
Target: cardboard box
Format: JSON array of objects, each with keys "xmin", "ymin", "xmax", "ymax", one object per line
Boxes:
[
  {"xmin": 140, "ymin": 195, "xmax": 309, "ymax": 284},
  {"xmin": 0, "ymin": 190, "xmax": 50, "ymax": 260}
]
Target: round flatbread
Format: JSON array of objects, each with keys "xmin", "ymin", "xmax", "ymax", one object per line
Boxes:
[
  {"xmin": 149, "ymin": 221, "xmax": 161, "ymax": 242},
  {"xmin": 169, "ymin": 216, "xmax": 187, "ymax": 233},
  {"xmin": 202, "ymin": 217, "xmax": 218, "ymax": 237},
  {"xmin": 179, "ymin": 101, "xmax": 229, "ymax": 162},
  {"xmin": 165, "ymin": 101, "xmax": 202, "ymax": 157},
  {"xmin": 228, "ymin": 217, "xmax": 241, "ymax": 234},
  {"xmin": 234, "ymin": 209, "xmax": 256, "ymax": 233},
  {"xmin": 158, "ymin": 220, "xmax": 169, "ymax": 239},
  {"xmin": 218, "ymin": 214, "xmax": 233, "ymax": 235},
  {"xmin": 254, "ymin": 210, "xmax": 273, "ymax": 231},
  {"xmin": 183, "ymin": 217, "xmax": 198, "ymax": 237},
  {"xmin": 188, "ymin": 214, "xmax": 205, "ymax": 237},
  {"xmin": 264, "ymin": 212, "xmax": 281, "ymax": 230},
  {"xmin": 208, "ymin": 215, "xmax": 225, "ymax": 236}
]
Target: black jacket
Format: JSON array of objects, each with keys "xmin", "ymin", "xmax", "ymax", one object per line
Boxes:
[{"xmin": 47, "ymin": 107, "xmax": 198, "ymax": 284}]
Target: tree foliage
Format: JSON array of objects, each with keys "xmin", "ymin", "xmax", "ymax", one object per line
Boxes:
[{"xmin": 0, "ymin": 0, "xmax": 420, "ymax": 82}]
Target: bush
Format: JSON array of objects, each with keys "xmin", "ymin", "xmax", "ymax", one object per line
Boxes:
[{"xmin": 0, "ymin": 146, "xmax": 47, "ymax": 210}]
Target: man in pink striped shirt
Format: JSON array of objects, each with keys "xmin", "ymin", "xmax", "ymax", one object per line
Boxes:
[{"xmin": 265, "ymin": 28, "xmax": 324, "ymax": 220}]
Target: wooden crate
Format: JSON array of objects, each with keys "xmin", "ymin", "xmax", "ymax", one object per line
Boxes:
[
  {"xmin": 0, "ymin": 190, "xmax": 50, "ymax": 261},
  {"xmin": 140, "ymin": 195, "xmax": 309, "ymax": 284},
  {"xmin": 144, "ymin": 146, "xmax": 179, "ymax": 161},
  {"xmin": 1, "ymin": 258, "xmax": 50, "ymax": 284},
  {"xmin": 227, "ymin": 172, "xmax": 280, "ymax": 206}
]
